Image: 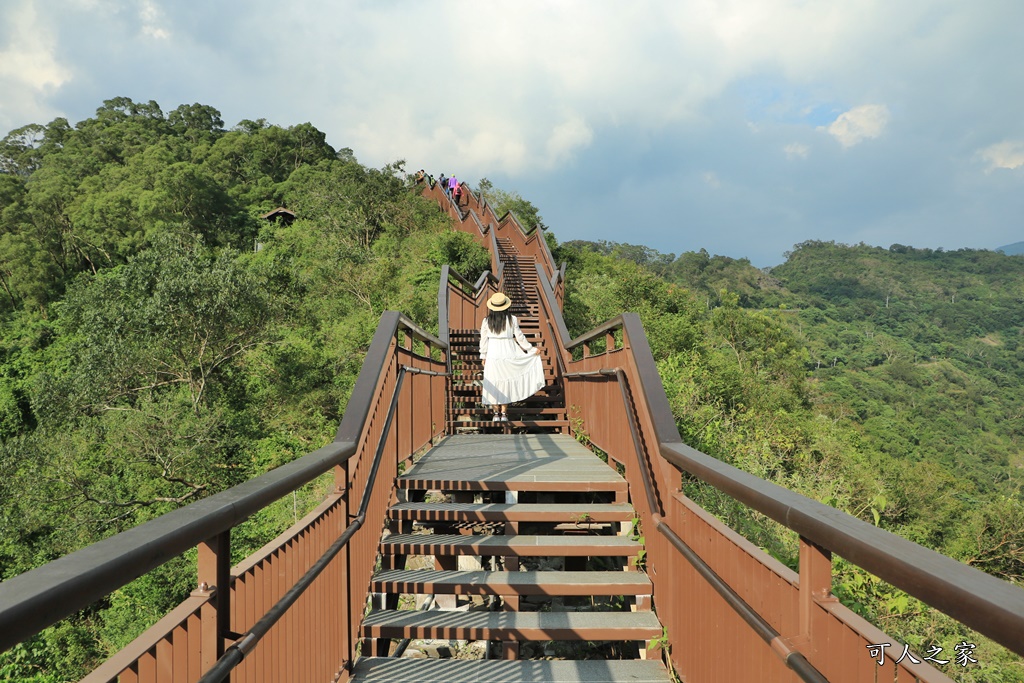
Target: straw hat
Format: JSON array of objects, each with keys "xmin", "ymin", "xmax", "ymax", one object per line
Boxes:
[{"xmin": 486, "ymin": 292, "xmax": 512, "ymax": 311}]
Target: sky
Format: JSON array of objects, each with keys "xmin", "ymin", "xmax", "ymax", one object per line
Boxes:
[{"xmin": 1, "ymin": 0, "xmax": 1022, "ymax": 267}]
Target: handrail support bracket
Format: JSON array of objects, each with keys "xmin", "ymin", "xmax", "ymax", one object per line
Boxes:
[{"xmin": 798, "ymin": 536, "xmax": 833, "ymax": 650}]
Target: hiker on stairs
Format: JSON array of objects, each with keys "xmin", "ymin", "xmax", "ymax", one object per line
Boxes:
[{"xmin": 479, "ymin": 292, "xmax": 544, "ymax": 422}]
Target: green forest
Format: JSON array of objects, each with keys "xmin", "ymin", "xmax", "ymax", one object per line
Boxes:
[{"xmin": 0, "ymin": 99, "xmax": 1022, "ymax": 682}]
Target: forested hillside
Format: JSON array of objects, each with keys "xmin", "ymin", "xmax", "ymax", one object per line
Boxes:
[
  {"xmin": 560, "ymin": 239, "xmax": 1024, "ymax": 681},
  {"xmin": 1, "ymin": 98, "xmax": 1021, "ymax": 682},
  {"xmin": 0, "ymin": 98, "xmax": 490, "ymax": 681}
]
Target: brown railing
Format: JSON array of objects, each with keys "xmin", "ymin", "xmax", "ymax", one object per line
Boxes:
[
  {"xmin": 535, "ymin": 263, "xmax": 1024, "ymax": 683},
  {"xmin": 422, "ymin": 179, "xmax": 564, "ymax": 306},
  {"xmin": 0, "ymin": 311, "xmax": 446, "ymax": 683},
  {"xmin": 437, "ymin": 266, "xmax": 499, "ymax": 346},
  {"xmin": 9, "ymin": 179, "xmax": 1020, "ymax": 683}
]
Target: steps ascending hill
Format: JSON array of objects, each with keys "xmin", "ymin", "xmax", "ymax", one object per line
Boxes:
[
  {"xmin": 350, "ymin": 434, "xmax": 670, "ymax": 683},
  {"xmin": 447, "ymin": 237, "xmax": 567, "ymax": 433}
]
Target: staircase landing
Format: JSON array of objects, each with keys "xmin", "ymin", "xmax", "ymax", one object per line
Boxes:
[
  {"xmin": 397, "ymin": 434, "xmax": 625, "ymax": 493},
  {"xmin": 352, "ymin": 658, "xmax": 672, "ymax": 682}
]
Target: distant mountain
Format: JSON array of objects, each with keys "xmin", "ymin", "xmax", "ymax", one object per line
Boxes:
[{"xmin": 996, "ymin": 241, "xmax": 1024, "ymax": 255}]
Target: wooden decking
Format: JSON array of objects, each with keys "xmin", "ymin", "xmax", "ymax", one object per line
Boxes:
[{"xmin": 351, "ymin": 432, "xmax": 669, "ymax": 683}]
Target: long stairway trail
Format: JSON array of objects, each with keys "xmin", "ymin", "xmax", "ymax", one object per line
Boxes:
[
  {"xmin": 448, "ymin": 237, "xmax": 567, "ymax": 434},
  {"xmin": 352, "ymin": 435, "xmax": 670, "ymax": 682},
  {"xmin": 350, "ymin": 213, "xmax": 672, "ymax": 681}
]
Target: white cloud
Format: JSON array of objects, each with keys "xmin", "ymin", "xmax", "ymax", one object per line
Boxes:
[
  {"xmin": 0, "ymin": 3, "xmax": 70, "ymax": 88},
  {"xmin": 293, "ymin": 1, "xmax": 915, "ymax": 175},
  {"xmin": 823, "ymin": 104, "xmax": 890, "ymax": 148},
  {"xmin": 0, "ymin": 1, "xmax": 1021, "ymax": 266},
  {"xmin": 702, "ymin": 171, "xmax": 721, "ymax": 189},
  {"xmin": 543, "ymin": 115, "xmax": 593, "ymax": 168},
  {"xmin": 140, "ymin": 0, "xmax": 170, "ymax": 40},
  {"xmin": 784, "ymin": 143, "xmax": 809, "ymax": 160},
  {"xmin": 0, "ymin": 1, "xmax": 71, "ymax": 132},
  {"xmin": 979, "ymin": 140, "xmax": 1024, "ymax": 171}
]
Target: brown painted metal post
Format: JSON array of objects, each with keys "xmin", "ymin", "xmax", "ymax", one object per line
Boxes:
[
  {"xmin": 799, "ymin": 536, "xmax": 832, "ymax": 651},
  {"xmin": 197, "ymin": 531, "xmax": 231, "ymax": 665},
  {"xmin": 334, "ymin": 459, "xmax": 353, "ymax": 676}
]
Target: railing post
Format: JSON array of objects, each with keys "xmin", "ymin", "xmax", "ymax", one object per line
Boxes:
[
  {"xmin": 338, "ymin": 459, "xmax": 353, "ymax": 679},
  {"xmin": 197, "ymin": 531, "xmax": 231, "ymax": 667},
  {"xmin": 799, "ymin": 536, "xmax": 833, "ymax": 651}
]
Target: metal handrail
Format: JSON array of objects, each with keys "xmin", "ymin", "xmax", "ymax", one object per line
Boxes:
[
  {"xmin": 563, "ymin": 368, "xmax": 827, "ymax": 683},
  {"xmin": 537, "ymin": 261, "xmax": 1024, "ymax": 658},
  {"xmin": 659, "ymin": 440, "xmax": 1024, "ymax": 656},
  {"xmin": 0, "ymin": 439, "xmax": 354, "ymax": 652},
  {"xmin": 488, "ymin": 224, "xmax": 505, "ymax": 283},
  {"xmin": 438, "ymin": 266, "xmax": 498, "ymax": 374},
  {"xmin": 0, "ymin": 312, "xmax": 445, "ymax": 654},
  {"xmin": 336, "ymin": 311, "xmax": 445, "ymax": 443},
  {"xmin": 197, "ymin": 365, "xmax": 446, "ymax": 683}
]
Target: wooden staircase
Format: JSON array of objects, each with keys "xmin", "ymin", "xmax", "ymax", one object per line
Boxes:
[
  {"xmin": 351, "ymin": 434, "xmax": 671, "ymax": 682},
  {"xmin": 349, "ymin": 209, "xmax": 670, "ymax": 681},
  {"xmin": 447, "ymin": 238, "xmax": 568, "ymax": 434}
]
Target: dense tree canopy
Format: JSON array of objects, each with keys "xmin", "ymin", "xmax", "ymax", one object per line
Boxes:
[
  {"xmin": 557, "ymin": 238, "xmax": 1024, "ymax": 681},
  {"xmin": 0, "ymin": 98, "xmax": 486, "ymax": 682}
]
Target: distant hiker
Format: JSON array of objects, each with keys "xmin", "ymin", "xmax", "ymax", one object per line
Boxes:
[
  {"xmin": 414, "ymin": 169, "xmax": 425, "ymax": 183},
  {"xmin": 453, "ymin": 183, "xmax": 463, "ymax": 206},
  {"xmin": 479, "ymin": 292, "xmax": 544, "ymax": 422},
  {"xmin": 448, "ymin": 175, "xmax": 458, "ymax": 196},
  {"xmin": 438, "ymin": 173, "xmax": 448, "ymax": 193}
]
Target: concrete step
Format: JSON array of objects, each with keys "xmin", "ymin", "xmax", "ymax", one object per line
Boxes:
[
  {"xmin": 351, "ymin": 658, "xmax": 672, "ymax": 683},
  {"xmin": 372, "ymin": 570, "xmax": 651, "ymax": 597},
  {"xmin": 361, "ymin": 609, "xmax": 662, "ymax": 641}
]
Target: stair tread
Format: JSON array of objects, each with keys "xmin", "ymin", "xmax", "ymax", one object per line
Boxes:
[
  {"xmin": 399, "ymin": 434, "xmax": 622, "ymax": 489},
  {"xmin": 351, "ymin": 658, "xmax": 672, "ymax": 683},
  {"xmin": 390, "ymin": 502, "xmax": 634, "ymax": 522},
  {"xmin": 383, "ymin": 534, "xmax": 640, "ymax": 556},
  {"xmin": 361, "ymin": 609, "xmax": 662, "ymax": 639},
  {"xmin": 447, "ymin": 420, "xmax": 570, "ymax": 429},
  {"xmin": 450, "ymin": 407, "xmax": 566, "ymax": 414},
  {"xmin": 372, "ymin": 570, "xmax": 651, "ymax": 595}
]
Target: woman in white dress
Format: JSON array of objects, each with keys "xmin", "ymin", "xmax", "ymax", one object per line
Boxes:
[{"xmin": 479, "ymin": 292, "xmax": 545, "ymax": 422}]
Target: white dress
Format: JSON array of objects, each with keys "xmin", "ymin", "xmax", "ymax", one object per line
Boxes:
[{"xmin": 479, "ymin": 315, "xmax": 545, "ymax": 406}]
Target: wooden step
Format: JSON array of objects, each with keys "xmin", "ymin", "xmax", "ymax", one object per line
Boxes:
[
  {"xmin": 452, "ymin": 362, "xmax": 554, "ymax": 372},
  {"xmin": 449, "ymin": 333, "xmax": 542, "ymax": 342},
  {"xmin": 382, "ymin": 534, "xmax": 640, "ymax": 557},
  {"xmin": 448, "ymin": 387, "xmax": 561, "ymax": 397},
  {"xmin": 361, "ymin": 609, "xmax": 662, "ymax": 641},
  {"xmin": 351, "ymin": 658, "xmax": 672, "ymax": 683},
  {"xmin": 372, "ymin": 570, "xmax": 651, "ymax": 597},
  {"xmin": 389, "ymin": 502, "xmax": 635, "ymax": 523}
]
